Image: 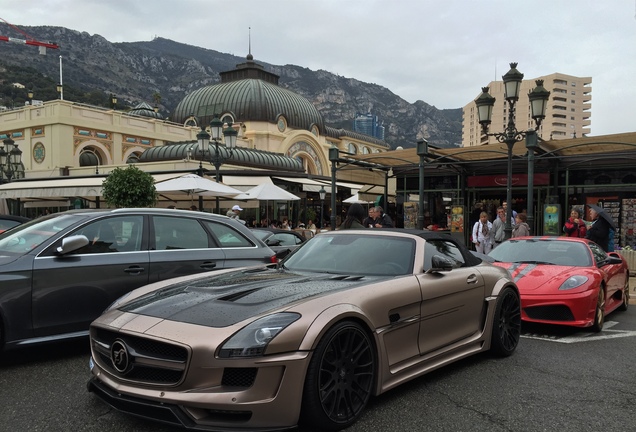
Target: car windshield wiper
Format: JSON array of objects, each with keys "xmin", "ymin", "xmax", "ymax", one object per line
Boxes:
[{"xmin": 519, "ymin": 260, "xmax": 554, "ymax": 265}]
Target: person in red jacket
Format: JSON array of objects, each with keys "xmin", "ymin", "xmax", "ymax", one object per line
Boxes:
[{"xmin": 563, "ymin": 207, "xmax": 586, "ymax": 238}]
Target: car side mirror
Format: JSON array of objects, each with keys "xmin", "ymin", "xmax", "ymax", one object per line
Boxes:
[
  {"xmin": 57, "ymin": 235, "xmax": 90, "ymax": 255},
  {"xmin": 601, "ymin": 254, "xmax": 623, "ymax": 266},
  {"xmin": 266, "ymin": 238, "xmax": 282, "ymax": 246},
  {"xmin": 427, "ymin": 255, "xmax": 454, "ymax": 273}
]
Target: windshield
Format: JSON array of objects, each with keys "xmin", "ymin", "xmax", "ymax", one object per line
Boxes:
[
  {"xmin": 251, "ymin": 230, "xmax": 271, "ymax": 241},
  {"xmin": 0, "ymin": 214, "xmax": 83, "ymax": 255},
  {"xmin": 489, "ymin": 239, "xmax": 592, "ymax": 267},
  {"xmin": 283, "ymin": 233, "xmax": 415, "ymax": 276}
]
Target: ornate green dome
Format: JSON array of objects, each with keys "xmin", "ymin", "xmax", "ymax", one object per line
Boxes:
[{"xmin": 172, "ymin": 57, "xmax": 324, "ymax": 132}]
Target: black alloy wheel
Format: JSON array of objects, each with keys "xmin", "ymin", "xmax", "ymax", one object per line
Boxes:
[
  {"xmin": 490, "ymin": 286, "xmax": 521, "ymax": 356},
  {"xmin": 301, "ymin": 321, "xmax": 376, "ymax": 431}
]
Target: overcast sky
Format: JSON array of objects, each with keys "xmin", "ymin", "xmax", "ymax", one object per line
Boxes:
[{"xmin": 2, "ymin": 0, "xmax": 635, "ymax": 136}]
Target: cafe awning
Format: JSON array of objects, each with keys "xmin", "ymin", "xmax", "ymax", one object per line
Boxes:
[{"xmin": 0, "ymin": 173, "xmax": 183, "ymax": 199}]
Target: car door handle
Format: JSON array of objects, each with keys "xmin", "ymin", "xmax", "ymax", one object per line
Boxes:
[
  {"xmin": 124, "ymin": 266, "xmax": 145, "ymax": 274},
  {"xmin": 467, "ymin": 275, "xmax": 479, "ymax": 284},
  {"xmin": 200, "ymin": 262, "xmax": 217, "ymax": 270}
]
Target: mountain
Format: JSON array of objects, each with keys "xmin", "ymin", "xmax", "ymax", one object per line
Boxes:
[{"xmin": 0, "ymin": 24, "xmax": 462, "ymax": 148}]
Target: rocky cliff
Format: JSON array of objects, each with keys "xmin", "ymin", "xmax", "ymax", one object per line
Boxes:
[{"xmin": 0, "ymin": 24, "xmax": 462, "ymax": 148}]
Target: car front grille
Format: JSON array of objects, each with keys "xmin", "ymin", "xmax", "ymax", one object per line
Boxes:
[
  {"xmin": 91, "ymin": 328, "xmax": 189, "ymax": 386},
  {"xmin": 524, "ymin": 305, "xmax": 575, "ymax": 322}
]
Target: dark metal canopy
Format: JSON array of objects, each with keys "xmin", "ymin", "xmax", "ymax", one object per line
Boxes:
[{"xmin": 138, "ymin": 142, "xmax": 304, "ymax": 172}]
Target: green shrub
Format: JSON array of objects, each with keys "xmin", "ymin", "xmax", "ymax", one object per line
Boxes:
[{"xmin": 102, "ymin": 165, "xmax": 157, "ymax": 208}]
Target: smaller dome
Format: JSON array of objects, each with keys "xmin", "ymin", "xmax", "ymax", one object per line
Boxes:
[{"xmin": 128, "ymin": 102, "xmax": 164, "ymax": 120}]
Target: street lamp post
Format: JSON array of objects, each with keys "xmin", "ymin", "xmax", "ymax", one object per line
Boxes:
[
  {"xmin": 525, "ymin": 130, "xmax": 537, "ymax": 233},
  {"xmin": 416, "ymin": 139, "xmax": 428, "ymax": 230},
  {"xmin": 27, "ymin": 87, "xmax": 34, "ymax": 106},
  {"xmin": 475, "ymin": 63, "xmax": 550, "ymax": 239},
  {"xmin": 318, "ymin": 186, "xmax": 326, "ymax": 229},
  {"xmin": 196, "ymin": 126, "xmax": 211, "ymax": 211},
  {"xmin": 198, "ymin": 115, "xmax": 237, "ymax": 214},
  {"xmin": 0, "ymin": 137, "xmax": 23, "ymax": 183},
  {"xmin": 110, "ymin": 94, "xmax": 117, "ymax": 110},
  {"xmin": 329, "ymin": 147, "xmax": 339, "ymax": 230}
]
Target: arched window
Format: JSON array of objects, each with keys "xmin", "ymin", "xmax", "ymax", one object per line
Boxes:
[
  {"xmin": 348, "ymin": 143, "xmax": 357, "ymax": 154},
  {"xmin": 126, "ymin": 152, "xmax": 141, "ymax": 164},
  {"xmin": 79, "ymin": 147, "xmax": 102, "ymax": 167}
]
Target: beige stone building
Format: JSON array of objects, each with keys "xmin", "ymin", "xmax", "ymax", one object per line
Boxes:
[
  {"xmin": 462, "ymin": 73, "xmax": 592, "ymax": 147},
  {"xmin": 0, "ymin": 55, "xmax": 391, "ymax": 221}
]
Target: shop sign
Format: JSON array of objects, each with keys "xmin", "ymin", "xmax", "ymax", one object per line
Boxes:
[{"xmin": 467, "ymin": 173, "xmax": 550, "ymax": 187}]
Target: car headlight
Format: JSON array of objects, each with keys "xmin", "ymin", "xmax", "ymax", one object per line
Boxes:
[
  {"xmin": 558, "ymin": 275, "xmax": 588, "ymax": 290},
  {"xmin": 218, "ymin": 313, "xmax": 301, "ymax": 358}
]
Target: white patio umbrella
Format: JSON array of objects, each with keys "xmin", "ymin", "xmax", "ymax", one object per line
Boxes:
[
  {"xmin": 343, "ymin": 193, "xmax": 373, "ymax": 204},
  {"xmin": 155, "ymin": 174, "xmax": 242, "ymax": 196},
  {"xmin": 234, "ymin": 182, "xmax": 300, "ymax": 222},
  {"xmin": 234, "ymin": 183, "xmax": 300, "ymax": 201}
]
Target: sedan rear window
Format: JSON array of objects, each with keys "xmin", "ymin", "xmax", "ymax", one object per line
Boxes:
[{"xmin": 202, "ymin": 221, "xmax": 254, "ymax": 248}]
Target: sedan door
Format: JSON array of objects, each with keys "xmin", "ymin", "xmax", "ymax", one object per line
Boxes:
[
  {"xmin": 416, "ymin": 239, "xmax": 486, "ymax": 355},
  {"xmin": 31, "ymin": 215, "xmax": 148, "ymax": 337},
  {"xmin": 148, "ymin": 215, "xmax": 225, "ymax": 281}
]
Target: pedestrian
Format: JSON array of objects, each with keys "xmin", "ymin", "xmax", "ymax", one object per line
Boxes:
[
  {"xmin": 189, "ymin": 205, "xmax": 198, "ymax": 211},
  {"xmin": 563, "ymin": 207, "xmax": 586, "ymax": 238},
  {"xmin": 362, "ymin": 207, "xmax": 375, "ymax": 228},
  {"xmin": 491, "ymin": 206, "xmax": 506, "ymax": 248},
  {"xmin": 368, "ymin": 206, "xmax": 393, "ymax": 228},
  {"xmin": 502, "ymin": 201, "xmax": 517, "ymax": 225},
  {"xmin": 307, "ymin": 219, "xmax": 316, "ymax": 232},
  {"xmin": 585, "ymin": 206, "xmax": 611, "ymax": 252},
  {"xmin": 281, "ymin": 217, "xmax": 291, "ymax": 230},
  {"xmin": 511, "ymin": 213, "xmax": 530, "ymax": 238},
  {"xmin": 472, "ymin": 211, "xmax": 493, "ymax": 253},
  {"xmin": 469, "ymin": 202, "xmax": 484, "ymax": 230},
  {"xmin": 226, "ymin": 204, "xmax": 243, "ymax": 220},
  {"xmin": 338, "ymin": 203, "xmax": 366, "ymax": 230}
]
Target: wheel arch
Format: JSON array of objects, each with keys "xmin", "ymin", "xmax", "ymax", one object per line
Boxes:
[{"xmin": 298, "ymin": 304, "xmax": 377, "ymax": 353}]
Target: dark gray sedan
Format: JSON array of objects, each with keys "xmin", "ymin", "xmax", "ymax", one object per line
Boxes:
[
  {"xmin": 251, "ymin": 228, "xmax": 308, "ymax": 259},
  {"xmin": 0, "ymin": 208, "xmax": 276, "ymax": 352}
]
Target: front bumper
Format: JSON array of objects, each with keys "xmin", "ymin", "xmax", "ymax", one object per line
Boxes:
[
  {"xmin": 88, "ymin": 350, "xmax": 311, "ymax": 431},
  {"xmin": 521, "ymin": 288, "xmax": 598, "ymax": 327}
]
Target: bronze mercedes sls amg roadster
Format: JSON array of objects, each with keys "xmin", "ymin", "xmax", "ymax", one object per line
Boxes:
[{"xmin": 87, "ymin": 229, "xmax": 521, "ymax": 431}]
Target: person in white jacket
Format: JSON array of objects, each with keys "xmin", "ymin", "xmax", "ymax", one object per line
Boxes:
[{"xmin": 472, "ymin": 211, "xmax": 494, "ymax": 254}]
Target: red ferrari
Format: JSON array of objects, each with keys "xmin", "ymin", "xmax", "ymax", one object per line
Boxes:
[{"xmin": 489, "ymin": 236, "xmax": 629, "ymax": 332}]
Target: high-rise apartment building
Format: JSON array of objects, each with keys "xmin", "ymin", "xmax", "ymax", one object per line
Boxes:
[
  {"xmin": 462, "ymin": 73, "xmax": 592, "ymax": 146},
  {"xmin": 353, "ymin": 112, "xmax": 385, "ymax": 140}
]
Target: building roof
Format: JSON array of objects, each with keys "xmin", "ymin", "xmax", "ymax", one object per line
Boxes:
[
  {"xmin": 139, "ymin": 142, "xmax": 304, "ymax": 172},
  {"xmin": 324, "ymin": 126, "xmax": 389, "ymax": 148},
  {"xmin": 172, "ymin": 77, "xmax": 324, "ymax": 132},
  {"xmin": 128, "ymin": 101, "xmax": 164, "ymax": 119},
  {"xmin": 351, "ymin": 132, "xmax": 636, "ymax": 168}
]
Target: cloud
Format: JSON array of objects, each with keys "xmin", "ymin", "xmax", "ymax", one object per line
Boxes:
[{"xmin": 3, "ymin": 0, "xmax": 635, "ymax": 135}]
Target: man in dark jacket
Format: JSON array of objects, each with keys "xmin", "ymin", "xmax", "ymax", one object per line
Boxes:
[
  {"xmin": 585, "ymin": 207, "xmax": 610, "ymax": 251},
  {"xmin": 369, "ymin": 206, "xmax": 394, "ymax": 228}
]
